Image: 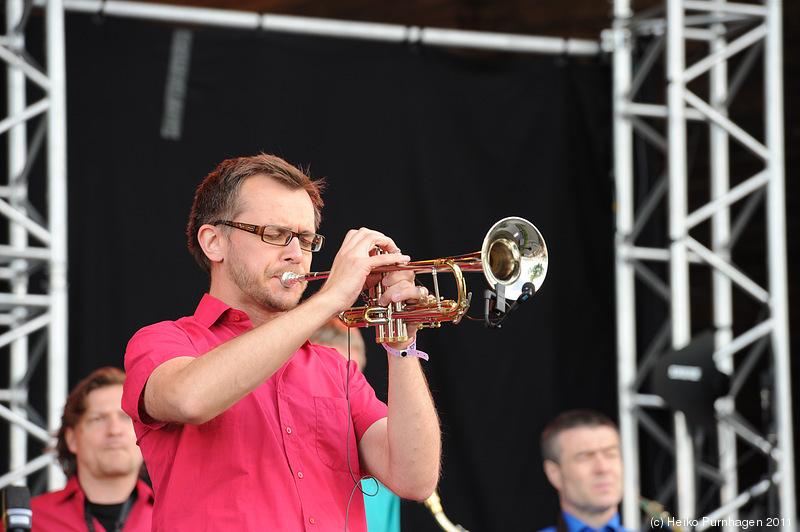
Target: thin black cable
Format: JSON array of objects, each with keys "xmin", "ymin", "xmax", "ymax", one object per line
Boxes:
[
  {"xmin": 344, "ymin": 328, "xmax": 354, "ymax": 532},
  {"xmin": 342, "ymin": 328, "xmax": 379, "ymax": 532}
]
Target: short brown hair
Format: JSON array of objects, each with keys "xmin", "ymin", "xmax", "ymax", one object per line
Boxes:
[
  {"xmin": 55, "ymin": 366, "xmax": 126, "ymax": 477},
  {"xmin": 540, "ymin": 409, "xmax": 618, "ymax": 464},
  {"xmin": 187, "ymin": 153, "xmax": 326, "ymax": 273}
]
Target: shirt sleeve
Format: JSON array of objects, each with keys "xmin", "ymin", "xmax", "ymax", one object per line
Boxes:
[
  {"xmin": 122, "ymin": 321, "xmax": 199, "ymax": 430},
  {"xmin": 341, "ymin": 357, "xmax": 388, "ymax": 441}
]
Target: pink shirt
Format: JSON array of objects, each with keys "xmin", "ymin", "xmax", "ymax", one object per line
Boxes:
[
  {"xmin": 122, "ymin": 294, "xmax": 388, "ymax": 531},
  {"xmin": 29, "ymin": 476, "xmax": 153, "ymax": 532}
]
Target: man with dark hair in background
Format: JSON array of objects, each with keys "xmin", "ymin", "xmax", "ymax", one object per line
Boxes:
[
  {"xmin": 30, "ymin": 366, "xmax": 153, "ymax": 531},
  {"xmin": 536, "ymin": 409, "xmax": 637, "ymax": 532}
]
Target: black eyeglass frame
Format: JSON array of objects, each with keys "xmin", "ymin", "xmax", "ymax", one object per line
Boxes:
[{"xmin": 213, "ymin": 220, "xmax": 325, "ymax": 252}]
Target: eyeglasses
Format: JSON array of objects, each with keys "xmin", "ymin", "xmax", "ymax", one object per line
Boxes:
[{"xmin": 213, "ymin": 220, "xmax": 325, "ymax": 252}]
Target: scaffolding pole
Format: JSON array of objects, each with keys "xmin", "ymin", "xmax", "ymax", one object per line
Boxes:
[
  {"xmin": 1, "ymin": 0, "xmax": 68, "ymax": 491},
  {"xmin": 611, "ymin": 0, "xmax": 794, "ymax": 529},
  {"xmin": 34, "ymin": 0, "xmax": 603, "ymax": 56}
]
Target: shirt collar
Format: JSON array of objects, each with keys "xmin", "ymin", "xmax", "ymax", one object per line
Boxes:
[
  {"xmin": 48, "ymin": 475, "xmax": 84, "ymax": 505},
  {"xmin": 563, "ymin": 511, "xmax": 624, "ymax": 532},
  {"xmin": 195, "ymin": 293, "xmax": 250, "ymax": 328}
]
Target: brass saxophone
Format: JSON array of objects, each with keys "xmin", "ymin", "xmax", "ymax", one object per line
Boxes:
[
  {"xmin": 425, "ymin": 490, "xmax": 470, "ymax": 532},
  {"xmin": 639, "ymin": 495, "xmax": 684, "ymax": 532}
]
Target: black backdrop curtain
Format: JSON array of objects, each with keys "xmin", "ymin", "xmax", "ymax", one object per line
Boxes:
[{"xmin": 28, "ymin": 14, "xmax": 615, "ymax": 531}]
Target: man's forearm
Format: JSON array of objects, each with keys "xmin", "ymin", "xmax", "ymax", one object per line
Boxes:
[{"xmin": 384, "ymin": 354, "xmax": 442, "ymax": 500}]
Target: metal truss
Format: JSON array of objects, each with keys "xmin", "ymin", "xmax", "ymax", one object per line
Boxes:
[
  {"xmin": 1, "ymin": 0, "xmax": 68, "ymax": 491},
  {"xmin": 610, "ymin": 0, "xmax": 794, "ymax": 530}
]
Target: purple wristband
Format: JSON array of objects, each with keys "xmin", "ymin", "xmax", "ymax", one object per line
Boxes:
[{"xmin": 381, "ymin": 340, "xmax": 429, "ymax": 361}]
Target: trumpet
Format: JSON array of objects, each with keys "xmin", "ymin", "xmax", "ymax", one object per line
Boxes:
[{"xmin": 281, "ymin": 216, "xmax": 548, "ymax": 342}]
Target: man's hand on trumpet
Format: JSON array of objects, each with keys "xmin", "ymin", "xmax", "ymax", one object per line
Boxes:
[{"xmin": 315, "ymin": 227, "xmax": 410, "ymax": 302}]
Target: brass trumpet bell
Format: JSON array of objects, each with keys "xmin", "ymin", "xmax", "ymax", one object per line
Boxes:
[{"xmin": 479, "ymin": 216, "xmax": 548, "ymax": 301}]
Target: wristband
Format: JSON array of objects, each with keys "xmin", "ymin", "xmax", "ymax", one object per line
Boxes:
[{"xmin": 381, "ymin": 340, "xmax": 429, "ymax": 361}]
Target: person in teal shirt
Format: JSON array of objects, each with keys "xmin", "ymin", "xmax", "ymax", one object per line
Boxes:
[{"xmin": 360, "ymin": 476, "xmax": 401, "ymax": 532}]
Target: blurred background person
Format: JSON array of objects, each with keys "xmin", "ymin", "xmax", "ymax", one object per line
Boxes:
[
  {"xmin": 536, "ymin": 409, "xmax": 637, "ymax": 532},
  {"xmin": 30, "ymin": 366, "xmax": 153, "ymax": 531}
]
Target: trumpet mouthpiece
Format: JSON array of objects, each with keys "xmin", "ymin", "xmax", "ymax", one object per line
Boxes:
[
  {"xmin": 281, "ymin": 270, "xmax": 330, "ymax": 287},
  {"xmin": 280, "ymin": 272, "xmax": 303, "ymax": 288}
]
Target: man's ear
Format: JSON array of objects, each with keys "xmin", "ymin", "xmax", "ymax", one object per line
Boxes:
[
  {"xmin": 65, "ymin": 426, "xmax": 78, "ymax": 455},
  {"xmin": 197, "ymin": 224, "xmax": 225, "ymax": 264},
  {"xmin": 543, "ymin": 459, "xmax": 563, "ymax": 490}
]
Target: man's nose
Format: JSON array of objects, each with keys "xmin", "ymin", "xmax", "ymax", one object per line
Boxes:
[
  {"xmin": 107, "ymin": 414, "xmax": 127, "ymax": 434},
  {"xmin": 594, "ymin": 455, "xmax": 613, "ymax": 472},
  {"xmin": 282, "ymin": 236, "xmax": 304, "ymax": 262}
]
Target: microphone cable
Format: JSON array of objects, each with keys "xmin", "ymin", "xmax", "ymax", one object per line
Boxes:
[{"xmin": 342, "ymin": 327, "xmax": 380, "ymax": 532}]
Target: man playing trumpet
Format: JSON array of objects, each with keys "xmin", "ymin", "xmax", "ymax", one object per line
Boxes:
[{"xmin": 122, "ymin": 153, "xmax": 441, "ymax": 531}]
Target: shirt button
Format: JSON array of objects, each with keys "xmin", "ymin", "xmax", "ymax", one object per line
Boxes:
[
  {"xmin": 297, "ymin": 471, "xmax": 304, "ymax": 479},
  {"xmin": 233, "ymin": 314, "xmax": 241, "ymax": 321},
  {"xmin": 309, "ymin": 517, "xmax": 315, "ymax": 524},
  {"xmin": 286, "ymin": 427, "xmax": 292, "ymax": 434}
]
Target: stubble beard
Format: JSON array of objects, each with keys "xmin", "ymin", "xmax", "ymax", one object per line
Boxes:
[
  {"xmin": 228, "ymin": 249, "xmax": 304, "ymax": 313},
  {"xmin": 98, "ymin": 456, "xmax": 141, "ymax": 479},
  {"xmin": 90, "ymin": 446, "xmax": 143, "ymax": 480}
]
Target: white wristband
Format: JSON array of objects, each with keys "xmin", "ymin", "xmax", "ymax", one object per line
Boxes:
[{"xmin": 381, "ymin": 340, "xmax": 429, "ymax": 361}]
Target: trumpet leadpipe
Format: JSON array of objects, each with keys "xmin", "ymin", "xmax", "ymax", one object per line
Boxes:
[
  {"xmin": 280, "ymin": 271, "xmax": 330, "ymax": 287},
  {"xmin": 279, "ymin": 257, "xmax": 481, "ymax": 289}
]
